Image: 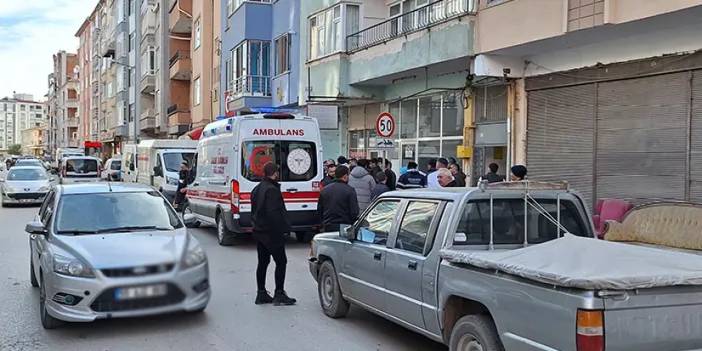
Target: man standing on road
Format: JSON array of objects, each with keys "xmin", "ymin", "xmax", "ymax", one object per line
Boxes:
[
  {"xmin": 322, "ymin": 161, "xmax": 336, "ymax": 186},
  {"xmin": 437, "ymin": 168, "xmax": 458, "ymax": 188},
  {"xmin": 251, "ymin": 162, "xmax": 296, "ymax": 306},
  {"xmin": 427, "ymin": 158, "xmax": 449, "ymax": 188},
  {"xmin": 318, "ymin": 166, "xmax": 359, "ymax": 232},
  {"xmin": 173, "ymin": 161, "xmax": 190, "ymax": 212},
  {"xmin": 348, "ymin": 159, "xmax": 376, "ymax": 211},
  {"xmin": 383, "ymin": 159, "xmax": 397, "ymax": 190}
]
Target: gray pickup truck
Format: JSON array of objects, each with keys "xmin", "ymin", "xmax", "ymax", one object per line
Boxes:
[{"xmin": 308, "ymin": 182, "xmax": 702, "ymax": 351}]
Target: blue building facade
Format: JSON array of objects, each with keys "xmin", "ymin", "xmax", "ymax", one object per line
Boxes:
[{"xmin": 219, "ymin": 0, "xmax": 301, "ymax": 116}]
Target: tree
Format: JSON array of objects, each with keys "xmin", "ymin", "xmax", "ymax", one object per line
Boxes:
[{"xmin": 7, "ymin": 144, "xmax": 22, "ymax": 155}]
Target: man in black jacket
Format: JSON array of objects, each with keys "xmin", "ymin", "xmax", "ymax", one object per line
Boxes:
[
  {"xmin": 251, "ymin": 163, "xmax": 296, "ymax": 306},
  {"xmin": 317, "ymin": 166, "xmax": 360, "ymax": 232}
]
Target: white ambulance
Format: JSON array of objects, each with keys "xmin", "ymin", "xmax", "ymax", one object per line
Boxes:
[{"xmin": 185, "ymin": 113, "xmax": 323, "ymax": 245}]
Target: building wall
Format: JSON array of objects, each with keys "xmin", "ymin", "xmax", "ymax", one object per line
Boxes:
[
  {"xmin": 609, "ymin": 0, "xmax": 702, "ymax": 23},
  {"xmin": 191, "ymin": 0, "xmax": 217, "ymax": 127},
  {"xmin": 271, "ymin": 0, "xmax": 300, "ymax": 108}
]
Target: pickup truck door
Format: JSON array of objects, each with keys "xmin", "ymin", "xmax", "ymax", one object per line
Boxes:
[
  {"xmin": 340, "ymin": 200, "xmax": 402, "ymax": 312},
  {"xmin": 384, "ymin": 200, "xmax": 442, "ymax": 329}
]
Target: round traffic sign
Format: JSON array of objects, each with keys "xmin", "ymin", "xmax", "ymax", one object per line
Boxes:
[{"xmin": 376, "ymin": 112, "xmax": 396, "ymax": 138}]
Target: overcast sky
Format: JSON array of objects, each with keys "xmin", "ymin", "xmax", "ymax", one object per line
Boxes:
[{"xmin": 0, "ymin": 1, "xmax": 90, "ymax": 102}]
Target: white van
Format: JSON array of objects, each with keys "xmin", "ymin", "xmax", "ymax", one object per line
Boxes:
[
  {"xmin": 122, "ymin": 139, "xmax": 197, "ymax": 202},
  {"xmin": 54, "ymin": 148, "xmax": 85, "ymax": 169},
  {"xmin": 185, "ymin": 113, "xmax": 323, "ymax": 245},
  {"xmin": 59, "ymin": 156, "xmax": 102, "ymax": 184}
]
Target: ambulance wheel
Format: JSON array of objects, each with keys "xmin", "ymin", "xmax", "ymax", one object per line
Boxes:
[
  {"xmin": 216, "ymin": 212, "xmax": 235, "ymax": 246},
  {"xmin": 296, "ymin": 232, "xmax": 314, "ymax": 243}
]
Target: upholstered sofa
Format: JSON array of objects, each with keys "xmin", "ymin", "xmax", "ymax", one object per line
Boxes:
[{"xmin": 604, "ymin": 202, "xmax": 702, "ymax": 251}]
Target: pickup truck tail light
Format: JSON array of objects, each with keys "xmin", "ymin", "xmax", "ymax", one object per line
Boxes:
[
  {"xmin": 576, "ymin": 309, "xmax": 604, "ymax": 351},
  {"xmin": 231, "ymin": 179, "xmax": 240, "ymax": 214}
]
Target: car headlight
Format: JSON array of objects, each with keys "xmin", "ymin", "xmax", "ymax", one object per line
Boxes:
[
  {"xmin": 53, "ymin": 254, "xmax": 95, "ymax": 278},
  {"xmin": 38, "ymin": 186, "xmax": 50, "ymax": 192},
  {"xmin": 181, "ymin": 237, "xmax": 207, "ymax": 269},
  {"xmin": 166, "ymin": 176, "xmax": 179, "ymax": 186}
]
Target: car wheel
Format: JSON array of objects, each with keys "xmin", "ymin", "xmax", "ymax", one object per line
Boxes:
[
  {"xmin": 181, "ymin": 203, "xmax": 200, "ymax": 228},
  {"xmin": 30, "ymin": 259, "xmax": 38, "ymax": 288},
  {"xmin": 216, "ymin": 212, "xmax": 235, "ymax": 246},
  {"xmin": 39, "ymin": 273, "xmax": 64, "ymax": 329},
  {"xmin": 317, "ymin": 261, "xmax": 349, "ymax": 318},
  {"xmin": 296, "ymin": 231, "xmax": 314, "ymax": 243},
  {"xmin": 449, "ymin": 315, "xmax": 503, "ymax": 351}
]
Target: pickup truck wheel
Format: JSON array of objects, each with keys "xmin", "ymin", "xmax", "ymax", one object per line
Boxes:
[
  {"xmin": 317, "ymin": 261, "xmax": 349, "ymax": 318},
  {"xmin": 216, "ymin": 212, "xmax": 235, "ymax": 246},
  {"xmin": 450, "ymin": 315, "xmax": 503, "ymax": 351}
]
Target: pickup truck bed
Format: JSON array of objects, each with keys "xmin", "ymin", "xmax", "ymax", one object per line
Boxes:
[{"xmin": 440, "ymin": 235, "xmax": 702, "ymax": 350}]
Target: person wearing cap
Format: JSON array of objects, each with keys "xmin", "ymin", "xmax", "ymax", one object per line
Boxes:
[
  {"xmin": 322, "ymin": 162, "xmax": 337, "ymax": 187},
  {"xmin": 251, "ymin": 162, "xmax": 296, "ymax": 306},
  {"xmin": 173, "ymin": 160, "xmax": 190, "ymax": 211}
]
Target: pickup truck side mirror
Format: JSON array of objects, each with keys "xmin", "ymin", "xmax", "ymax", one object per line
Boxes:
[
  {"xmin": 340, "ymin": 224, "xmax": 354, "ymax": 241},
  {"xmin": 153, "ymin": 166, "xmax": 162, "ymax": 177}
]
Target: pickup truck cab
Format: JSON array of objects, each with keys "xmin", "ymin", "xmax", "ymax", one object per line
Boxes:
[{"xmin": 309, "ymin": 182, "xmax": 702, "ymax": 351}]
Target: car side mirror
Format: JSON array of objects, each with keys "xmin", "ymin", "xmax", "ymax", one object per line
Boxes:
[
  {"xmin": 50, "ymin": 176, "xmax": 57, "ymax": 182},
  {"xmin": 153, "ymin": 166, "xmax": 162, "ymax": 177},
  {"xmin": 340, "ymin": 224, "xmax": 354, "ymax": 241},
  {"xmin": 26, "ymin": 221, "xmax": 47, "ymax": 235}
]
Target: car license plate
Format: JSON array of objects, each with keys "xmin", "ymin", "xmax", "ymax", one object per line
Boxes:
[{"xmin": 114, "ymin": 284, "xmax": 168, "ymax": 300}]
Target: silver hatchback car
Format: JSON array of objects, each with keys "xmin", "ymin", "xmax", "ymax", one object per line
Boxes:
[{"xmin": 26, "ymin": 183, "xmax": 210, "ymax": 329}]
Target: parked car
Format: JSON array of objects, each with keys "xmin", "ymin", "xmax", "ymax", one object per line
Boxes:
[
  {"xmin": 101, "ymin": 157, "xmax": 122, "ymax": 181},
  {"xmin": 26, "ymin": 183, "xmax": 210, "ymax": 329},
  {"xmin": 184, "ymin": 113, "xmax": 323, "ymax": 245},
  {"xmin": 1, "ymin": 166, "xmax": 55, "ymax": 207},
  {"xmin": 15, "ymin": 158, "xmax": 47, "ymax": 170},
  {"xmin": 59, "ymin": 156, "xmax": 102, "ymax": 184},
  {"xmin": 308, "ymin": 182, "xmax": 702, "ymax": 351}
]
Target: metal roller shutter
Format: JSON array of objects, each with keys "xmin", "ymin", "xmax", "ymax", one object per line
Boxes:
[
  {"xmin": 527, "ymin": 84, "xmax": 596, "ymax": 205},
  {"xmin": 595, "ymin": 73, "xmax": 689, "ymax": 204},
  {"xmin": 689, "ymin": 70, "xmax": 702, "ymax": 202}
]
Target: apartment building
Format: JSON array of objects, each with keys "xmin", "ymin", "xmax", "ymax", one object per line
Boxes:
[
  {"xmin": 473, "ymin": 0, "xmax": 702, "ymax": 205},
  {"xmin": 188, "ymin": 0, "xmax": 221, "ymax": 128},
  {"xmin": 300, "ymin": 0, "xmax": 477, "ymax": 166},
  {"xmin": 220, "ymin": 0, "xmax": 302, "ymax": 117},
  {"xmin": 47, "ymin": 51, "xmax": 79, "ymax": 152},
  {"xmin": 167, "ymin": 0, "xmax": 193, "ymax": 135},
  {"xmin": 21, "ymin": 126, "xmax": 48, "ymax": 156},
  {"xmin": 0, "ymin": 95, "xmax": 47, "ymax": 152}
]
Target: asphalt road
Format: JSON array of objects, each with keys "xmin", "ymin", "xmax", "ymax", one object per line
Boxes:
[{"xmin": 0, "ymin": 204, "xmax": 445, "ymax": 351}]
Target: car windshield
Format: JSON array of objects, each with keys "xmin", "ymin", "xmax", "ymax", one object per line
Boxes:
[
  {"xmin": 7, "ymin": 168, "xmax": 47, "ymax": 181},
  {"xmin": 241, "ymin": 141, "xmax": 317, "ymax": 182},
  {"xmin": 163, "ymin": 152, "xmax": 195, "ymax": 172},
  {"xmin": 65, "ymin": 159, "xmax": 98, "ymax": 173},
  {"xmin": 110, "ymin": 160, "xmax": 122, "ymax": 170},
  {"xmin": 55, "ymin": 191, "xmax": 182, "ymax": 234}
]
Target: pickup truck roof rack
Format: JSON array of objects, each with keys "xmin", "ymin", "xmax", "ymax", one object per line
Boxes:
[{"xmin": 479, "ymin": 180, "xmax": 570, "ymax": 192}]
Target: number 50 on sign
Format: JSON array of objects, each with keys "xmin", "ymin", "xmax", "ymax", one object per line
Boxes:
[{"xmin": 376, "ymin": 112, "xmax": 396, "ymax": 138}]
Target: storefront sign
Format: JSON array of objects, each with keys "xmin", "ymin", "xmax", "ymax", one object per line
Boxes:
[
  {"xmin": 376, "ymin": 139, "xmax": 395, "ymax": 149},
  {"xmin": 376, "ymin": 112, "xmax": 395, "ymax": 138},
  {"xmin": 403, "ymin": 144, "xmax": 415, "ymax": 159}
]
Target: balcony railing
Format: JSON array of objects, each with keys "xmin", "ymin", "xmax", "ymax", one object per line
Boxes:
[
  {"xmin": 346, "ymin": 0, "xmax": 476, "ymax": 53},
  {"xmin": 169, "ymin": 50, "xmax": 190, "ymax": 67},
  {"xmin": 231, "ymin": 75, "xmax": 271, "ymax": 97}
]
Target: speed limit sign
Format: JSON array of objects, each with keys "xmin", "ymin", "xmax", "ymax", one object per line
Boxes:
[{"xmin": 375, "ymin": 112, "xmax": 396, "ymax": 138}]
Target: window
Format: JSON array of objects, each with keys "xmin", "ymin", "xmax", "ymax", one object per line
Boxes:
[
  {"xmin": 193, "ymin": 77, "xmax": 201, "ymax": 105},
  {"xmin": 356, "ymin": 201, "xmax": 401, "ymax": 245},
  {"xmin": 274, "ymin": 34, "xmax": 290, "ymax": 75},
  {"xmin": 163, "ymin": 152, "xmax": 195, "ymax": 172},
  {"xmin": 194, "ymin": 18, "xmax": 201, "ymax": 49},
  {"xmin": 455, "ymin": 199, "xmax": 589, "ymax": 245},
  {"xmin": 142, "ymin": 46, "xmax": 156, "ymax": 76},
  {"xmin": 20, "ymin": 105, "xmax": 26, "ymax": 111},
  {"xmin": 241, "ymin": 141, "xmax": 318, "ymax": 182},
  {"xmin": 128, "ymin": 33, "xmax": 134, "ymax": 52},
  {"xmin": 129, "ymin": 103, "xmax": 135, "ymax": 122},
  {"xmin": 309, "ymin": 4, "xmax": 359, "ymax": 60},
  {"xmin": 396, "ymin": 201, "xmax": 439, "ymax": 254},
  {"xmin": 232, "ymin": 40, "xmax": 270, "ymax": 95}
]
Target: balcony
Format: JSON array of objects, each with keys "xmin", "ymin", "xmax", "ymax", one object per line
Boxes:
[
  {"xmin": 231, "ymin": 75, "xmax": 270, "ymax": 98},
  {"xmin": 169, "ymin": 51, "xmax": 192, "ymax": 81},
  {"xmin": 100, "ymin": 29, "xmax": 116, "ymax": 58},
  {"xmin": 141, "ymin": 9, "xmax": 157, "ymax": 40},
  {"xmin": 346, "ymin": 0, "xmax": 476, "ymax": 53},
  {"xmin": 168, "ymin": 0, "xmax": 193, "ymax": 34},
  {"xmin": 140, "ymin": 108, "xmax": 156, "ymax": 131},
  {"xmin": 140, "ymin": 74, "xmax": 155, "ymax": 94},
  {"xmin": 167, "ymin": 104, "xmax": 191, "ymax": 135}
]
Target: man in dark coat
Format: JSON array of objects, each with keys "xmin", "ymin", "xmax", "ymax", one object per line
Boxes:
[
  {"xmin": 317, "ymin": 166, "xmax": 360, "ymax": 232},
  {"xmin": 251, "ymin": 162, "xmax": 296, "ymax": 306},
  {"xmin": 383, "ymin": 159, "xmax": 397, "ymax": 190}
]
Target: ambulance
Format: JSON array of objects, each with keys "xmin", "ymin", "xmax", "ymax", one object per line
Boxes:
[{"xmin": 185, "ymin": 113, "xmax": 324, "ymax": 245}]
